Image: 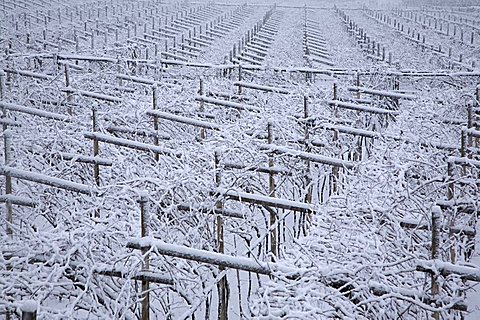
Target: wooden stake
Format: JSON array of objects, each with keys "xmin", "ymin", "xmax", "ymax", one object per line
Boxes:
[
  {"xmin": 447, "ymin": 162, "xmax": 454, "ymax": 201},
  {"xmin": 64, "ymin": 64, "xmax": 72, "ymax": 115},
  {"xmin": 138, "ymin": 194, "xmax": 150, "ymax": 320},
  {"xmin": 20, "ymin": 301, "xmax": 37, "ymax": 320},
  {"xmin": 431, "ymin": 206, "xmax": 441, "ymax": 319},
  {"xmin": 332, "ymin": 84, "xmax": 340, "ymax": 193},
  {"xmin": 152, "ymin": 84, "xmax": 159, "ymax": 161},
  {"xmin": 238, "ymin": 65, "xmax": 242, "ymax": 94},
  {"xmin": 267, "ymin": 122, "xmax": 277, "ymax": 259},
  {"xmin": 476, "ymin": 87, "xmax": 480, "ymax": 149},
  {"xmin": 1, "ymin": 70, "xmax": 12, "ymax": 236},
  {"xmin": 199, "ymin": 79, "xmax": 206, "ymax": 140},
  {"xmin": 4, "ymin": 130, "xmax": 12, "ymax": 236},
  {"xmin": 355, "ymin": 73, "xmax": 360, "ymax": 99},
  {"xmin": 92, "ymin": 107, "xmax": 100, "ymax": 217},
  {"xmin": 214, "ymin": 151, "xmax": 228, "ymax": 320},
  {"xmin": 303, "ymin": 96, "xmax": 312, "ymax": 235}
]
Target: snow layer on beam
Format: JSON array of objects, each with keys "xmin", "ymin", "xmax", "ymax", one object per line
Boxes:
[
  {"xmin": 447, "ymin": 156, "xmax": 480, "ymax": 168},
  {"xmin": 61, "ymin": 88, "xmax": 122, "ymax": 103},
  {"xmin": 84, "ymin": 132, "xmax": 182, "ymax": 158},
  {"xmin": 0, "ymin": 166, "xmax": 96, "ymax": 194},
  {"xmin": 127, "ymin": 237, "xmax": 302, "ymax": 276},
  {"xmin": 416, "ymin": 259, "xmax": 480, "ymax": 282},
  {"xmin": 260, "ymin": 143, "xmax": 355, "ymax": 169},
  {"xmin": 195, "ymin": 96, "xmax": 261, "ymax": 112},
  {"xmin": 146, "ymin": 110, "xmax": 221, "ymax": 131},
  {"xmin": 347, "ymin": 86, "xmax": 417, "ymax": 100},
  {"xmin": 0, "ymin": 101, "xmax": 69, "ymax": 121},
  {"xmin": 327, "ymin": 100, "xmax": 399, "ymax": 115},
  {"xmin": 233, "ymin": 81, "xmax": 290, "ymax": 94},
  {"xmin": 213, "ymin": 187, "xmax": 314, "ymax": 213}
]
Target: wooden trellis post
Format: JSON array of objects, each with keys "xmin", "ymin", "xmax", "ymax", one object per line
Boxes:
[
  {"xmin": 152, "ymin": 84, "xmax": 159, "ymax": 161},
  {"xmin": 199, "ymin": 79, "xmax": 206, "ymax": 140},
  {"xmin": 431, "ymin": 206, "xmax": 441, "ymax": 320},
  {"xmin": 92, "ymin": 106, "xmax": 100, "ymax": 218},
  {"xmin": 138, "ymin": 193, "xmax": 150, "ymax": 320},
  {"xmin": 20, "ymin": 300, "xmax": 38, "ymax": 320},
  {"xmin": 237, "ymin": 65, "xmax": 243, "ymax": 94},
  {"xmin": 303, "ymin": 96, "xmax": 312, "ymax": 236},
  {"xmin": 0, "ymin": 70, "xmax": 12, "ymax": 236},
  {"xmin": 332, "ymin": 84, "xmax": 339, "ymax": 193},
  {"xmin": 355, "ymin": 73, "xmax": 360, "ymax": 99},
  {"xmin": 267, "ymin": 122, "xmax": 277, "ymax": 258},
  {"xmin": 447, "ymin": 160, "xmax": 454, "ymax": 201},
  {"xmin": 4, "ymin": 130, "xmax": 12, "ymax": 236},
  {"xmin": 64, "ymin": 64, "xmax": 73, "ymax": 115},
  {"xmin": 476, "ymin": 86, "xmax": 480, "ymax": 148},
  {"xmin": 214, "ymin": 151, "xmax": 228, "ymax": 320}
]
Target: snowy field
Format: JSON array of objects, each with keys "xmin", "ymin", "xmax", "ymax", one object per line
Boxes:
[{"xmin": 0, "ymin": 0, "xmax": 479, "ymax": 319}]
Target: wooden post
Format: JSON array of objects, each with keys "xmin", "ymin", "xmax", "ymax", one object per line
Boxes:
[
  {"xmin": 21, "ymin": 301, "xmax": 38, "ymax": 320},
  {"xmin": 74, "ymin": 32, "xmax": 79, "ymax": 53},
  {"xmin": 4, "ymin": 129, "xmax": 12, "ymax": 236},
  {"xmin": 476, "ymin": 87, "xmax": 480, "ymax": 148},
  {"xmin": 303, "ymin": 96, "xmax": 312, "ymax": 234},
  {"xmin": 431, "ymin": 206, "xmax": 441, "ymax": 318},
  {"xmin": 214, "ymin": 151, "xmax": 228, "ymax": 320},
  {"xmin": 332, "ymin": 84, "xmax": 340, "ymax": 192},
  {"xmin": 447, "ymin": 161, "xmax": 454, "ymax": 201},
  {"xmin": 1, "ymin": 70, "xmax": 12, "ymax": 236},
  {"xmin": 92, "ymin": 107, "xmax": 100, "ymax": 218},
  {"xmin": 199, "ymin": 79, "xmax": 206, "ymax": 140},
  {"xmin": 267, "ymin": 122, "xmax": 277, "ymax": 258},
  {"xmin": 64, "ymin": 64, "xmax": 73, "ymax": 115},
  {"xmin": 237, "ymin": 65, "xmax": 242, "ymax": 94},
  {"xmin": 152, "ymin": 84, "xmax": 159, "ymax": 161},
  {"xmin": 0, "ymin": 70, "xmax": 4, "ymax": 100},
  {"xmin": 138, "ymin": 193, "xmax": 150, "ymax": 320},
  {"xmin": 461, "ymin": 128, "xmax": 467, "ymax": 175},
  {"xmin": 42, "ymin": 29, "xmax": 47, "ymax": 50}
]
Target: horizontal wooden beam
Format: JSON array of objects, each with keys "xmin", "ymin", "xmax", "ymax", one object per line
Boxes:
[
  {"xmin": 175, "ymin": 203, "xmax": 245, "ymax": 219},
  {"xmin": 260, "ymin": 143, "xmax": 355, "ymax": 169},
  {"xmin": 84, "ymin": 132, "xmax": 182, "ymax": 158},
  {"xmin": 52, "ymin": 152, "xmax": 113, "ymax": 166},
  {"xmin": 211, "ymin": 187, "xmax": 314, "ymax": 213},
  {"xmin": 447, "ymin": 156, "xmax": 480, "ymax": 168},
  {"xmin": 416, "ymin": 259, "xmax": 480, "ymax": 282},
  {"xmin": 233, "ymin": 81, "xmax": 290, "ymax": 94},
  {"xmin": 399, "ymin": 219, "xmax": 475, "ymax": 237},
  {"xmin": 61, "ymin": 88, "xmax": 122, "ymax": 103},
  {"xmin": 94, "ymin": 268, "xmax": 174, "ymax": 285},
  {"xmin": 0, "ymin": 101, "xmax": 69, "ymax": 121},
  {"xmin": 347, "ymin": 86, "xmax": 417, "ymax": 100},
  {"xmin": 0, "ymin": 195, "xmax": 36, "ymax": 207},
  {"xmin": 146, "ymin": 110, "xmax": 221, "ymax": 131},
  {"xmin": 195, "ymin": 96, "xmax": 261, "ymax": 112},
  {"xmin": 116, "ymin": 74, "xmax": 177, "ymax": 88},
  {"xmin": 106, "ymin": 125, "xmax": 171, "ymax": 140},
  {"xmin": 127, "ymin": 237, "xmax": 284, "ymax": 275},
  {"xmin": 222, "ymin": 161, "xmax": 292, "ymax": 175},
  {"xmin": 0, "ymin": 166, "xmax": 97, "ymax": 195},
  {"xmin": 327, "ymin": 100, "xmax": 399, "ymax": 115},
  {"xmin": 3, "ymin": 68, "xmax": 54, "ymax": 81}
]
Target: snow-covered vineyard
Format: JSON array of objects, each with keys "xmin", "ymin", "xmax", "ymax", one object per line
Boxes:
[{"xmin": 0, "ymin": 0, "xmax": 479, "ymax": 319}]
